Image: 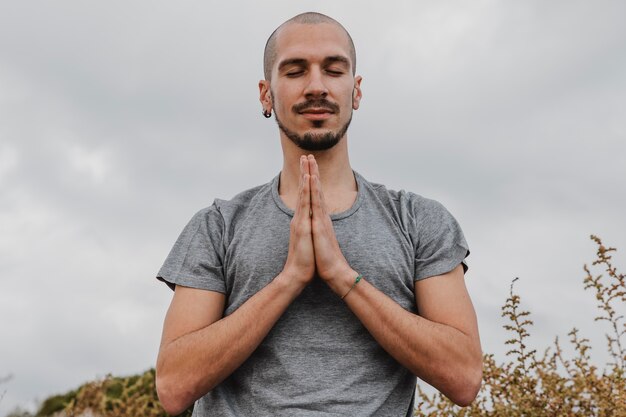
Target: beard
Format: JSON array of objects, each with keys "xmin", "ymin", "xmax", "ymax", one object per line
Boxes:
[
  {"xmin": 272, "ymin": 94, "xmax": 352, "ymax": 151},
  {"xmin": 275, "ymin": 113, "xmax": 352, "ymax": 151}
]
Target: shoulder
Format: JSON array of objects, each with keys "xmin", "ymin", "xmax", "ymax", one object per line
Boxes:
[
  {"xmin": 357, "ymin": 172, "xmax": 466, "ymax": 245},
  {"xmin": 213, "ymin": 182, "xmax": 270, "ymax": 215},
  {"xmin": 357, "ymin": 173, "xmax": 451, "ymax": 224},
  {"xmin": 188, "ymin": 178, "xmax": 278, "ymax": 244},
  {"xmin": 191, "ymin": 178, "xmax": 273, "ymax": 223}
]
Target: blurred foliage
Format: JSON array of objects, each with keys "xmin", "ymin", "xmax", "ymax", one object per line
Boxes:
[
  {"xmin": 415, "ymin": 235, "xmax": 626, "ymax": 416},
  {"xmin": 31, "ymin": 369, "xmax": 191, "ymax": 417},
  {"xmin": 36, "ymin": 390, "xmax": 77, "ymax": 416},
  {"xmin": 5, "ymin": 408, "xmax": 33, "ymax": 417}
]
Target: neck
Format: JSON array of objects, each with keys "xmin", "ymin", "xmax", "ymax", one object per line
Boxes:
[{"xmin": 278, "ymin": 133, "xmax": 357, "ymax": 212}]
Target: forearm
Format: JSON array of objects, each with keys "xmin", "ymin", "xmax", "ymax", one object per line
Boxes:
[
  {"xmin": 340, "ymin": 276, "xmax": 482, "ymax": 406},
  {"xmin": 157, "ymin": 273, "xmax": 304, "ymax": 414}
]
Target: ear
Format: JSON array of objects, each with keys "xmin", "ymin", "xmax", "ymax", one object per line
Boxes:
[
  {"xmin": 352, "ymin": 75, "xmax": 363, "ymax": 110},
  {"xmin": 259, "ymin": 80, "xmax": 272, "ymax": 110}
]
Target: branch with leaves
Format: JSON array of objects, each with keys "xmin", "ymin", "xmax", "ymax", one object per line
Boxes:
[{"xmin": 416, "ymin": 236, "xmax": 626, "ymax": 416}]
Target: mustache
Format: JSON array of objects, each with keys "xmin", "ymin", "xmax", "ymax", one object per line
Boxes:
[{"xmin": 292, "ymin": 98, "xmax": 340, "ymax": 114}]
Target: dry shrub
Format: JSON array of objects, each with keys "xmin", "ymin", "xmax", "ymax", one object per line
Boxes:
[
  {"xmin": 415, "ymin": 235, "xmax": 626, "ymax": 416},
  {"xmin": 55, "ymin": 369, "xmax": 192, "ymax": 417}
]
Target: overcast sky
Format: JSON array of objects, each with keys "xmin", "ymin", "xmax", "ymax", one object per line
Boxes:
[{"xmin": 1, "ymin": 1, "xmax": 625, "ymax": 414}]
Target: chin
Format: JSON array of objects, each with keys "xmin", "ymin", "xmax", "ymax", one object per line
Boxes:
[
  {"xmin": 276, "ymin": 112, "xmax": 351, "ymax": 151},
  {"xmin": 310, "ymin": 120, "xmax": 327, "ymax": 129},
  {"xmin": 296, "ymin": 131, "xmax": 343, "ymax": 151}
]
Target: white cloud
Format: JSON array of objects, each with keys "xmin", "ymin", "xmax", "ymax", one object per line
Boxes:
[
  {"xmin": 99, "ymin": 300, "xmax": 153, "ymax": 336},
  {"xmin": 66, "ymin": 144, "xmax": 111, "ymax": 185},
  {"xmin": 0, "ymin": 145, "xmax": 18, "ymax": 185}
]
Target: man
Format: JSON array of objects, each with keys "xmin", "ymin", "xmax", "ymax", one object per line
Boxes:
[{"xmin": 156, "ymin": 12, "xmax": 482, "ymax": 417}]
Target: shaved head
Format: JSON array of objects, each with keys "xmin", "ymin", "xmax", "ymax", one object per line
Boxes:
[{"xmin": 263, "ymin": 12, "xmax": 356, "ymax": 80}]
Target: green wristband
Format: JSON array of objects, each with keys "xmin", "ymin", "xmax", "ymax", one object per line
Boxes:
[{"xmin": 341, "ymin": 273, "xmax": 363, "ymax": 300}]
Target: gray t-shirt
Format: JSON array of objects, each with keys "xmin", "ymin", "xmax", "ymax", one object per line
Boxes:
[{"xmin": 157, "ymin": 172, "xmax": 469, "ymax": 417}]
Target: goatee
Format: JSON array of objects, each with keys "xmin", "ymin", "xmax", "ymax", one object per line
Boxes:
[{"xmin": 274, "ymin": 110, "xmax": 352, "ymax": 152}]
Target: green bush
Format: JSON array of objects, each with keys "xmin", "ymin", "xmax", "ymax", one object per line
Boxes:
[
  {"xmin": 33, "ymin": 369, "xmax": 192, "ymax": 417},
  {"xmin": 104, "ymin": 379, "xmax": 124, "ymax": 400},
  {"xmin": 36, "ymin": 390, "xmax": 77, "ymax": 416}
]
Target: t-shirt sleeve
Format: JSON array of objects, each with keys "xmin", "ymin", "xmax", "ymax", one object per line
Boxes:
[
  {"xmin": 409, "ymin": 194, "xmax": 470, "ymax": 281},
  {"xmin": 156, "ymin": 205, "xmax": 226, "ymax": 293}
]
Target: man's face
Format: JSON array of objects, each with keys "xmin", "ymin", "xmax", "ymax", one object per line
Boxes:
[{"xmin": 262, "ymin": 23, "xmax": 362, "ymax": 151}]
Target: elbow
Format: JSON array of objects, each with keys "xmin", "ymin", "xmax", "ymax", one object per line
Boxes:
[
  {"xmin": 447, "ymin": 360, "xmax": 483, "ymax": 407},
  {"xmin": 156, "ymin": 372, "xmax": 195, "ymax": 416}
]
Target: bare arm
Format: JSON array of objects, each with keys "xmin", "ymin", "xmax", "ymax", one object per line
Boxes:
[
  {"xmin": 307, "ymin": 155, "xmax": 482, "ymax": 406},
  {"xmin": 156, "ymin": 157, "xmax": 316, "ymax": 415},
  {"xmin": 339, "ymin": 265, "xmax": 483, "ymax": 406},
  {"xmin": 156, "ymin": 278, "xmax": 303, "ymax": 415}
]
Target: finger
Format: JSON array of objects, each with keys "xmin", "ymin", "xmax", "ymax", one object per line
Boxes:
[
  {"xmin": 310, "ymin": 174, "xmax": 325, "ymax": 218},
  {"xmin": 308, "ymin": 156, "xmax": 328, "ymax": 213},
  {"xmin": 301, "ymin": 154, "xmax": 311, "ymax": 176},
  {"xmin": 295, "ymin": 156, "xmax": 309, "ymax": 216},
  {"xmin": 308, "ymin": 156, "xmax": 320, "ymax": 212},
  {"xmin": 297, "ymin": 173, "xmax": 311, "ymax": 222},
  {"xmin": 308, "ymin": 154, "xmax": 319, "ymax": 178},
  {"xmin": 302, "ymin": 156, "xmax": 313, "ymax": 218},
  {"xmin": 317, "ymin": 174, "xmax": 328, "ymax": 213}
]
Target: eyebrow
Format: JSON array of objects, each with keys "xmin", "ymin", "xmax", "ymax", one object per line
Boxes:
[
  {"xmin": 278, "ymin": 58, "xmax": 308, "ymax": 72},
  {"xmin": 277, "ymin": 55, "xmax": 351, "ymax": 72},
  {"xmin": 323, "ymin": 55, "xmax": 350, "ymax": 68}
]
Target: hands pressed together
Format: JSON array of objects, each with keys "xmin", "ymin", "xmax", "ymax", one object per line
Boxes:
[{"xmin": 282, "ymin": 155, "xmax": 356, "ymax": 296}]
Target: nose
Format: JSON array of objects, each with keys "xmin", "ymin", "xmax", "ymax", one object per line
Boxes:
[{"xmin": 304, "ymin": 67, "xmax": 328, "ymax": 99}]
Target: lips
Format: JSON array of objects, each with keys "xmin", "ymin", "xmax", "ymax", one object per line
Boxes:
[
  {"xmin": 299, "ymin": 108, "xmax": 334, "ymax": 115},
  {"xmin": 299, "ymin": 110, "xmax": 333, "ymax": 121}
]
